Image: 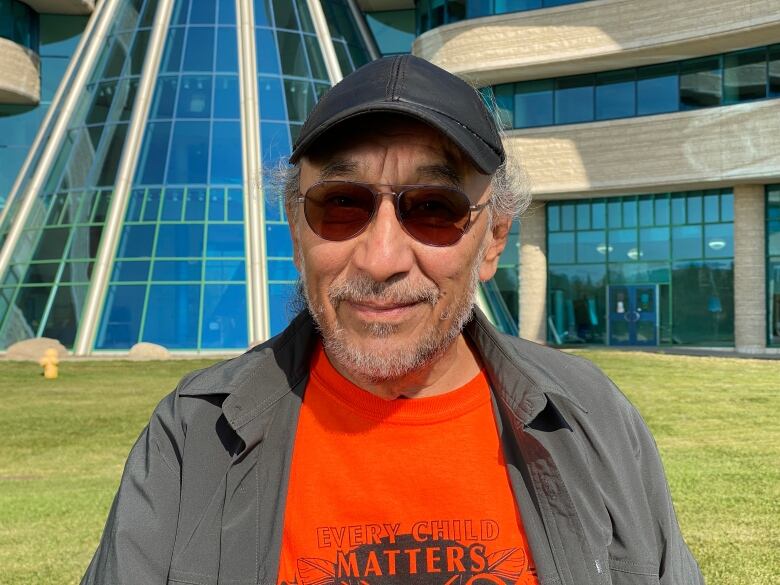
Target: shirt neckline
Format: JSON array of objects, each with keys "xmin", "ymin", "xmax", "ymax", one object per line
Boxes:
[{"xmin": 308, "ymin": 342, "xmax": 490, "ymax": 425}]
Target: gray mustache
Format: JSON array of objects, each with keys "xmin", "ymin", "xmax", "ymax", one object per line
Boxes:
[{"xmin": 328, "ymin": 276, "xmax": 439, "ymax": 307}]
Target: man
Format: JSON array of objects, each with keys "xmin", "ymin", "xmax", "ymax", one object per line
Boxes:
[{"xmin": 82, "ymin": 55, "xmax": 704, "ymax": 585}]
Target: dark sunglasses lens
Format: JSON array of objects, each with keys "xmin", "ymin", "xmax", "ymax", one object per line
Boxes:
[
  {"xmin": 304, "ymin": 183, "xmax": 375, "ymax": 241},
  {"xmin": 398, "ymin": 187, "xmax": 471, "ymax": 246}
]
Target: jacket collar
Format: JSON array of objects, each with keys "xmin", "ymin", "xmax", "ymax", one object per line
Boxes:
[{"xmin": 180, "ymin": 309, "xmax": 587, "ymax": 446}]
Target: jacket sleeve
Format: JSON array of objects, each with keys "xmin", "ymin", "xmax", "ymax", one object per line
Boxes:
[
  {"xmin": 629, "ymin": 407, "xmax": 705, "ymax": 585},
  {"xmin": 81, "ymin": 390, "xmax": 184, "ymax": 585}
]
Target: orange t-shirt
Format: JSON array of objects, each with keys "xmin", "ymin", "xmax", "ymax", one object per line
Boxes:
[{"xmin": 277, "ymin": 343, "xmax": 539, "ymax": 585}]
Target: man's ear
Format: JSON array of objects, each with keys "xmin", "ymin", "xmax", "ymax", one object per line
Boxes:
[
  {"xmin": 287, "ymin": 205, "xmax": 302, "ymax": 271},
  {"xmin": 478, "ymin": 214, "xmax": 512, "ymax": 281}
]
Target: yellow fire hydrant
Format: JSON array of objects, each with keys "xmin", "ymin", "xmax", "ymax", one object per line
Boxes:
[{"xmin": 38, "ymin": 348, "xmax": 59, "ymax": 379}]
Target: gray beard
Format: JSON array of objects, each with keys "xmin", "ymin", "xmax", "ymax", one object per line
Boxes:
[{"xmin": 299, "ymin": 247, "xmax": 485, "ymax": 384}]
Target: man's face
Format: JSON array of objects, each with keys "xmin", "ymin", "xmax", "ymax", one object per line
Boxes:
[{"xmin": 289, "ymin": 116, "xmax": 510, "ymax": 382}]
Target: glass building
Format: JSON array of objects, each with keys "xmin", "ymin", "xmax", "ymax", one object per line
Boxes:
[
  {"xmin": 3, "ymin": 0, "xmax": 779, "ymax": 354},
  {"xmin": 0, "ymin": 0, "xmax": 381, "ymax": 354}
]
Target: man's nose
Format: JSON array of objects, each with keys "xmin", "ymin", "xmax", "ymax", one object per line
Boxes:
[{"xmin": 350, "ymin": 194, "xmax": 415, "ymax": 282}]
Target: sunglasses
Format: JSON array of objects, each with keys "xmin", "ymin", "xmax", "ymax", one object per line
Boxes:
[{"xmin": 297, "ymin": 180, "xmax": 490, "ymax": 247}]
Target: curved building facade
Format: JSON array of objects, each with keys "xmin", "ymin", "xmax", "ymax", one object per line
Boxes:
[
  {"xmin": 408, "ymin": 0, "xmax": 780, "ymax": 353},
  {"xmin": 0, "ymin": 0, "xmax": 380, "ymax": 354}
]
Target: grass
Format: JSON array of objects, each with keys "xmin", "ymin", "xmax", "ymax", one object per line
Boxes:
[{"xmin": 0, "ymin": 352, "xmax": 777, "ymax": 584}]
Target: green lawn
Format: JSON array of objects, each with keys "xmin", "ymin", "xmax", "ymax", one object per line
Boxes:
[{"xmin": 0, "ymin": 352, "xmax": 777, "ymax": 584}]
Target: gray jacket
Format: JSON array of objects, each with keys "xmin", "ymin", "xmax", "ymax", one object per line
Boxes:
[{"xmin": 82, "ymin": 309, "xmax": 704, "ymax": 585}]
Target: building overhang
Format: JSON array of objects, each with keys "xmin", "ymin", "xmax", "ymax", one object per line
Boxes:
[
  {"xmin": 505, "ymin": 100, "xmax": 780, "ymax": 199},
  {"xmin": 413, "ymin": 0, "xmax": 780, "ymax": 86},
  {"xmin": 0, "ymin": 38, "xmax": 39, "ymax": 105},
  {"xmin": 18, "ymin": 0, "xmax": 94, "ymax": 15}
]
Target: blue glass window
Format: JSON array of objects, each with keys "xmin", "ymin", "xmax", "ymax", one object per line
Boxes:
[
  {"xmin": 156, "ymin": 224, "xmax": 204, "ymax": 257},
  {"xmin": 680, "ymin": 57, "xmax": 722, "ymax": 109},
  {"xmin": 269, "ymin": 282, "xmax": 298, "ymax": 335},
  {"xmin": 227, "ymin": 188, "xmax": 243, "ymax": 220},
  {"xmin": 176, "ymin": 75, "xmax": 212, "ymax": 118},
  {"xmin": 256, "ymin": 28, "xmax": 281, "ymax": 74},
  {"xmin": 639, "ymin": 227, "xmax": 670, "ymax": 261},
  {"xmin": 672, "ymin": 225, "xmax": 703, "ymax": 259},
  {"xmin": 161, "ymin": 188, "xmax": 184, "ymax": 220},
  {"xmin": 514, "ymin": 80, "xmax": 553, "ymax": 128},
  {"xmin": 117, "ymin": 224, "xmax": 155, "ymax": 257},
  {"xmin": 151, "ymin": 77, "xmax": 178, "ymax": 119},
  {"xmin": 206, "ymin": 224, "xmax": 245, "ymax": 257},
  {"xmin": 655, "ymin": 196, "xmax": 670, "ymax": 225},
  {"xmin": 548, "ymin": 232, "xmax": 575, "ymax": 264},
  {"xmin": 214, "ymin": 75, "xmax": 240, "ymax": 119},
  {"xmin": 205, "ymin": 259, "xmax": 245, "ymax": 281},
  {"xmin": 266, "ymin": 223, "xmax": 294, "ymax": 257},
  {"xmin": 704, "ymin": 223, "xmax": 733, "ymax": 258},
  {"xmin": 277, "ymin": 31, "xmax": 309, "ymax": 77},
  {"xmin": 489, "ymin": 85, "xmax": 513, "ymax": 130},
  {"xmin": 770, "ymin": 45, "xmax": 780, "ymax": 97},
  {"xmin": 555, "ymin": 75, "xmax": 594, "ymax": 124},
  {"xmin": 577, "ymin": 230, "xmax": 606, "ymax": 263},
  {"xmin": 190, "ymin": 0, "xmax": 217, "ymax": 24},
  {"xmin": 208, "ymin": 188, "xmax": 225, "ymax": 220},
  {"xmin": 153, "ymin": 260, "xmax": 202, "ymax": 281},
  {"xmin": 268, "ymin": 259, "xmax": 299, "ymax": 280},
  {"xmin": 254, "ymin": 0, "xmax": 272, "ymax": 26},
  {"xmin": 638, "ymin": 196, "xmax": 654, "ymax": 227},
  {"xmin": 364, "ymin": 10, "xmax": 415, "ymax": 56},
  {"xmin": 185, "ymin": 188, "xmax": 207, "ymax": 220},
  {"xmin": 218, "ymin": 0, "xmax": 236, "ymax": 24},
  {"xmin": 724, "ymin": 48, "xmax": 767, "ymax": 103},
  {"xmin": 595, "ymin": 70, "xmax": 635, "ymax": 120},
  {"xmin": 143, "ymin": 188, "xmax": 162, "ymax": 221},
  {"xmin": 112, "ymin": 260, "xmax": 150, "ymax": 282},
  {"xmin": 284, "ymin": 79, "xmax": 315, "ymax": 122},
  {"xmin": 687, "ymin": 193, "xmax": 702, "ymax": 223},
  {"xmin": 261, "ymin": 121, "xmax": 291, "ymax": 165},
  {"xmin": 95, "ymin": 285, "xmax": 145, "ymax": 349},
  {"xmin": 126, "ymin": 190, "xmax": 145, "ymax": 221},
  {"xmin": 201, "ymin": 284, "xmax": 248, "ymax": 348},
  {"xmin": 210, "ymin": 122, "xmax": 242, "ymax": 184},
  {"xmin": 137, "ymin": 122, "xmax": 171, "ymax": 184},
  {"xmin": 143, "ymin": 284, "xmax": 200, "ymax": 348},
  {"xmin": 183, "ymin": 27, "xmax": 215, "ymax": 72},
  {"xmin": 609, "ymin": 229, "xmax": 638, "ymax": 262},
  {"xmin": 167, "ymin": 121, "xmax": 209, "ymax": 183},
  {"xmin": 161, "ymin": 27, "xmax": 185, "ymax": 72},
  {"xmin": 216, "ymin": 27, "xmax": 238, "ymax": 72},
  {"xmin": 258, "ymin": 76, "xmax": 287, "ymax": 120},
  {"xmin": 560, "ymin": 203, "xmax": 575, "ymax": 231}
]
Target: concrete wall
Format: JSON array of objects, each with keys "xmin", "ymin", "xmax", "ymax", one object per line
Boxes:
[
  {"xmin": 0, "ymin": 38, "xmax": 39, "ymax": 105},
  {"xmin": 519, "ymin": 202, "xmax": 547, "ymax": 343},
  {"xmin": 734, "ymin": 185, "xmax": 767, "ymax": 352},
  {"xmin": 505, "ymin": 100, "xmax": 780, "ymax": 199},
  {"xmin": 414, "ymin": 0, "xmax": 780, "ymax": 85}
]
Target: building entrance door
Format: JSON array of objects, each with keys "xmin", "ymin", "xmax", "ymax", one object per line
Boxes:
[{"xmin": 608, "ymin": 285, "xmax": 659, "ymax": 346}]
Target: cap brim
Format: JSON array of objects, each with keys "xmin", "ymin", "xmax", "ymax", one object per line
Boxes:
[{"xmin": 288, "ymin": 101, "xmax": 502, "ymax": 175}]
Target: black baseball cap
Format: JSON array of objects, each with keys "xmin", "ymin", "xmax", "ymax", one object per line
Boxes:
[{"xmin": 288, "ymin": 55, "xmax": 505, "ymax": 174}]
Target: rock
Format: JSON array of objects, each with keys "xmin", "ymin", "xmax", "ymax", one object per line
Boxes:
[
  {"xmin": 128, "ymin": 342, "xmax": 171, "ymax": 360},
  {"xmin": 6, "ymin": 338, "xmax": 68, "ymax": 361}
]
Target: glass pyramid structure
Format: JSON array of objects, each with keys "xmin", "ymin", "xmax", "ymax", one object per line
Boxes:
[{"xmin": 0, "ymin": 0, "xmax": 374, "ymax": 354}]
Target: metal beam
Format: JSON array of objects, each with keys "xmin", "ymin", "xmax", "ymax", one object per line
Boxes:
[
  {"xmin": 236, "ymin": 0, "xmax": 269, "ymax": 343},
  {"xmin": 307, "ymin": 0, "xmax": 344, "ymax": 83},
  {"xmin": 346, "ymin": 0, "xmax": 381, "ymax": 60},
  {"xmin": 0, "ymin": 0, "xmax": 120, "ymax": 303},
  {"xmin": 0, "ymin": 2, "xmax": 101, "ymax": 237},
  {"xmin": 73, "ymin": 0, "xmax": 175, "ymax": 355}
]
